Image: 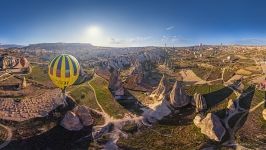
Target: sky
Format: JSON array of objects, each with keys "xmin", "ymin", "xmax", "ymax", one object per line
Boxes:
[{"xmin": 1, "ymin": 0, "xmax": 266, "ymax": 47}]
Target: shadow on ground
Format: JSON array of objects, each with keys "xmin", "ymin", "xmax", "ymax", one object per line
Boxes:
[
  {"xmin": 2, "ymin": 97, "xmax": 94, "ymax": 150},
  {"xmin": 203, "ymin": 86, "xmax": 234, "ymax": 108},
  {"xmin": 114, "ymin": 89, "xmax": 150, "ymax": 116},
  {"xmin": 4, "ymin": 125, "xmax": 93, "ymax": 150},
  {"xmin": 200, "ymin": 86, "xmax": 255, "ymax": 149},
  {"xmin": 158, "ymin": 105, "xmax": 195, "ymax": 126}
]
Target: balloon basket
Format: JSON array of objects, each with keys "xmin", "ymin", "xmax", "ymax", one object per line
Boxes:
[{"xmin": 62, "ymin": 88, "xmax": 67, "ymax": 107}]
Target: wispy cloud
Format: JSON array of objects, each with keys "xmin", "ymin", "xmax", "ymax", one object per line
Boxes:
[
  {"xmin": 161, "ymin": 35, "xmax": 187, "ymax": 43},
  {"xmin": 165, "ymin": 26, "xmax": 175, "ymax": 31},
  {"xmin": 160, "ymin": 35, "xmax": 191, "ymax": 46},
  {"xmin": 233, "ymin": 38, "xmax": 266, "ymax": 45},
  {"xmin": 0, "ymin": 38, "xmax": 9, "ymax": 44},
  {"xmin": 108, "ymin": 36, "xmax": 152, "ymax": 46}
]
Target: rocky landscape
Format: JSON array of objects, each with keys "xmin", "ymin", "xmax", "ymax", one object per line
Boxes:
[{"xmin": 0, "ymin": 44, "xmax": 265, "ymax": 150}]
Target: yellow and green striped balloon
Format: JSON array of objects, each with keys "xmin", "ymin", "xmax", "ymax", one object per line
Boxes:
[{"xmin": 48, "ymin": 54, "xmax": 80, "ymax": 89}]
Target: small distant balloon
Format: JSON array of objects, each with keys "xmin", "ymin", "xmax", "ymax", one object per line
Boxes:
[{"xmin": 48, "ymin": 54, "xmax": 80, "ymax": 89}]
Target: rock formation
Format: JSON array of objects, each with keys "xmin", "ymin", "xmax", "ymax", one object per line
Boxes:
[
  {"xmin": 143, "ymin": 79, "xmax": 193, "ymax": 124},
  {"xmin": 108, "ymin": 68, "xmax": 125, "ymax": 96},
  {"xmin": 61, "ymin": 105, "xmax": 94, "ymax": 131},
  {"xmin": 74, "ymin": 105, "xmax": 94, "ymax": 126},
  {"xmin": 263, "ymin": 109, "xmax": 266, "ymax": 121},
  {"xmin": 0, "ymin": 55, "xmax": 30, "ymax": 73},
  {"xmin": 128, "ymin": 62, "xmax": 144, "ymax": 84},
  {"xmin": 193, "ymin": 86, "xmax": 256, "ymax": 144},
  {"xmin": 193, "ymin": 113, "xmax": 226, "ymax": 142},
  {"xmin": 149, "ymin": 75, "xmax": 167, "ymax": 101},
  {"xmin": 193, "ymin": 114, "xmax": 203, "ymax": 127},
  {"xmin": 169, "ymin": 81, "xmax": 190, "ymax": 108},
  {"xmin": 143, "ymin": 97, "xmax": 172, "ymax": 124},
  {"xmin": 21, "ymin": 77, "xmax": 27, "ymax": 89},
  {"xmin": 192, "ymin": 93, "xmax": 207, "ymax": 113},
  {"xmin": 61, "ymin": 111, "xmax": 83, "ymax": 131}
]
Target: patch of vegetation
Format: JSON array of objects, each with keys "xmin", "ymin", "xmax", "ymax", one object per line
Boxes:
[
  {"xmin": 191, "ymin": 67, "xmax": 210, "ymax": 80},
  {"xmin": 223, "ymin": 67, "xmax": 237, "ymax": 82},
  {"xmin": 89, "ymin": 74, "xmax": 128, "ymax": 119},
  {"xmin": 69, "ymin": 83, "xmax": 105, "ymax": 125},
  {"xmin": 186, "ymin": 84, "xmax": 235, "ymax": 113},
  {"xmin": 128, "ymin": 90, "xmax": 148, "ymax": 104},
  {"xmin": 69, "ymin": 84, "xmax": 101, "ymax": 112},
  {"xmin": 117, "ymin": 122, "xmax": 207, "ymax": 150},
  {"xmin": 26, "ymin": 64, "xmax": 52, "ymax": 85},
  {"xmin": 121, "ymin": 122, "xmax": 138, "ymax": 134},
  {"xmin": 186, "ymin": 84, "xmax": 225, "ymax": 96}
]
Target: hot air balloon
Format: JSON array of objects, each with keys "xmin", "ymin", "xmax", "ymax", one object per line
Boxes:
[{"xmin": 48, "ymin": 54, "xmax": 80, "ymax": 106}]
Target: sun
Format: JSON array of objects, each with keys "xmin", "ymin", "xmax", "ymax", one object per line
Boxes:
[
  {"xmin": 83, "ymin": 25, "xmax": 106, "ymax": 46},
  {"xmin": 86, "ymin": 26, "xmax": 102, "ymax": 37}
]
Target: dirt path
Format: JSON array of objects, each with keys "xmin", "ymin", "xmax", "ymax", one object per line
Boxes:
[
  {"xmin": 88, "ymin": 80, "xmax": 111, "ymax": 124},
  {"xmin": 0, "ymin": 124, "xmax": 12, "ymax": 149},
  {"xmin": 221, "ymin": 67, "xmax": 226, "ymax": 82},
  {"xmin": 88, "ymin": 75, "xmax": 148, "ymax": 149},
  {"xmin": 249, "ymin": 100, "xmax": 265, "ymax": 112}
]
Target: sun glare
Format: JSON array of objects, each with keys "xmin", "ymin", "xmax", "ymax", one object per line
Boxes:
[{"xmin": 87, "ymin": 26, "xmax": 102, "ymax": 37}]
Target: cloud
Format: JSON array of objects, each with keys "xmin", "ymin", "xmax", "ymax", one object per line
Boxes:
[
  {"xmin": 161, "ymin": 35, "xmax": 178, "ymax": 42},
  {"xmin": 165, "ymin": 26, "xmax": 175, "ymax": 31},
  {"xmin": 108, "ymin": 36, "xmax": 152, "ymax": 46},
  {"xmin": 109, "ymin": 38, "xmax": 124, "ymax": 45},
  {"xmin": 0, "ymin": 38, "xmax": 9, "ymax": 44},
  {"xmin": 233, "ymin": 38, "xmax": 266, "ymax": 45},
  {"xmin": 160, "ymin": 35, "xmax": 191, "ymax": 46},
  {"xmin": 161, "ymin": 35, "xmax": 187, "ymax": 43}
]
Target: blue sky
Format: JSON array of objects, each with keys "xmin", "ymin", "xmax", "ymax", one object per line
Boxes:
[{"xmin": 1, "ymin": 0, "xmax": 266, "ymax": 47}]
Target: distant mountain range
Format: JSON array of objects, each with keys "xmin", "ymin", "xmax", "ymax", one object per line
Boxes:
[
  {"xmin": 0, "ymin": 44, "xmax": 24, "ymax": 49},
  {"xmin": 24, "ymin": 43, "xmax": 94, "ymax": 51}
]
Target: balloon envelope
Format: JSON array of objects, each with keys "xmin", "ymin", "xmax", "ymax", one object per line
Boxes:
[{"xmin": 48, "ymin": 54, "xmax": 80, "ymax": 89}]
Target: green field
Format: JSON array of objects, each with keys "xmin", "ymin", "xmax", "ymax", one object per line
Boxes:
[
  {"xmin": 117, "ymin": 114, "xmax": 207, "ymax": 150},
  {"xmin": 69, "ymin": 82, "xmax": 105, "ymax": 125},
  {"xmin": 89, "ymin": 74, "xmax": 128, "ymax": 119},
  {"xmin": 69, "ymin": 84, "xmax": 101, "ymax": 112},
  {"xmin": 26, "ymin": 64, "xmax": 52, "ymax": 85},
  {"xmin": 185, "ymin": 84, "xmax": 225, "ymax": 95}
]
